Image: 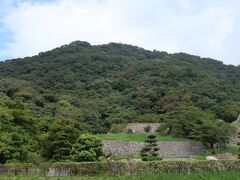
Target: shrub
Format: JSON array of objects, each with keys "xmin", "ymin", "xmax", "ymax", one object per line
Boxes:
[
  {"xmin": 140, "ymin": 134, "xmax": 162, "ymax": 161},
  {"xmin": 109, "ymin": 124, "xmax": 127, "ymax": 133},
  {"xmin": 127, "ymin": 129, "xmax": 133, "ymax": 134},
  {"xmin": 144, "ymin": 126, "xmax": 151, "ymax": 133},
  {"xmin": 3, "ymin": 161, "xmax": 240, "ymax": 176},
  {"xmin": 136, "ymin": 114, "xmax": 162, "ymax": 123},
  {"xmin": 70, "ymin": 134, "xmax": 104, "ymax": 162}
]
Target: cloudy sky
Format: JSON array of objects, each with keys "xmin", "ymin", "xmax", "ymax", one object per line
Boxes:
[{"xmin": 0, "ymin": 0, "xmax": 239, "ymax": 65}]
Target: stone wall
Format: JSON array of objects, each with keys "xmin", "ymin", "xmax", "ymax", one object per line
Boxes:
[
  {"xmin": 103, "ymin": 140, "xmax": 205, "ymax": 157},
  {"xmin": 229, "ymin": 118, "xmax": 240, "ymax": 147},
  {"xmin": 126, "ymin": 123, "xmax": 160, "ymax": 134},
  {"xmin": 237, "ymin": 114, "xmax": 240, "ymax": 122}
]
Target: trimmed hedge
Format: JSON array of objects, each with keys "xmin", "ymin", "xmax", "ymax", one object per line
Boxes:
[{"xmin": 1, "ymin": 160, "xmax": 240, "ymax": 176}]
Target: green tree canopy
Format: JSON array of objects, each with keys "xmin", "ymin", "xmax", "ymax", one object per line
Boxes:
[
  {"xmin": 217, "ymin": 104, "xmax": 240, "ymax": 123},
  {"xmin": 70, "ymin": 134, "xmax": 104, "ymax": 162},
  {"xmin": 41, "ymin": 119, "xmax": 89, "ymax": 161},
  {"xmin": 159, "ymin": 106, "xmax": 235, "ymax": 148}
]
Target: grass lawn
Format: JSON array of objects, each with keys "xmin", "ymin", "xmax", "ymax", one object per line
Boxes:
[
  {"xmin": 95, "ymin": 133, "xmax": 186, "ymax": 142},
  {"xmin": 1, "ymin": 172, "xmax": 240, "ymax": 180}
]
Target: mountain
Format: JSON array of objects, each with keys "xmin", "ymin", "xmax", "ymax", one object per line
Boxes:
[
  {"xmin": 0, "ymin": 41, "xmax": 239, "ymax": 116},
  {"xmin": 0, "ymin": 41, "xmax": 239, "ymax": 162}
]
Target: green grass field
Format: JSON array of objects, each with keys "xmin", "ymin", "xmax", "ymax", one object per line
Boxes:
[
  {"xmin": 95, "ymin": 133, "xmax": 186, "ymax": 142},
  {"xmin": 1, "ymin": 172, "xmax": 240, "ymax": 180}
]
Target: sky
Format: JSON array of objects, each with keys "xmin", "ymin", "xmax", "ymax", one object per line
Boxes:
[{"xmin": 0, "ymin": 0, "xmax": 239, "ymax": 65}]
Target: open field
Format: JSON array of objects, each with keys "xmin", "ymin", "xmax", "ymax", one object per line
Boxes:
[
  {"xmin": 96, "ymin": 133, "xmax": 186, "ymax": 142},
  {"xmin": 1, "ymin": 172, "xmax": 240, "ymax": 180}
]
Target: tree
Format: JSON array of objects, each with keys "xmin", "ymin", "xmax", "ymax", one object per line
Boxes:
[
  {"xmin": 7, "ymin": 129, "xmax": 29, "ymax": 162},
  {"xmin": 0, "ymin": 104, "xmax": 34, "ymax": 163},
  {"xmin": 140, "ymin": 134, "xmax": 162, "ymax": 161},
  {"xmin": 136, "ymin": 113, "xmax": 162, "ymax": 123},
  {"xmin": 54, "ymin": 100, "xmax": 84, "ymax": 121},
  {"xmin": 159, "ymin": 106, "xmax": 234, "ymax": 149},
  {"xmin": 217, "ymin": 104, "xmax": 240, "ymax": 123},
  {"xmin": 0, "ymin": 132, "xmax": 10, "ymax": 164},
  {"xmin": 192, "ymin": 120, "xmax": 233, "ymax": 149},
  {"xmin": 41, "ymin": 119, "xmax": 89, "ymax": 161},
  {"xmin": 106, "ymin": 107, "xmax": 137, "ymax": 124},
  {"xmin": 0, "ymin": 40, "xmax": 239, "ymax": 163},
  {"xmin": 70, "ymin": 134, "xmax": 104, "ymax": 162}
]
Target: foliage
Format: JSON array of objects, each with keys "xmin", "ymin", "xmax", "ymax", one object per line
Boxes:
[
  {"xmin": 70, "ymin": 134, "xmax": 104, "ymax": 162},
  {"xmin": 0, "ymin": 41, "xmax": 239, "ymax": 162},
  {"xmin": 0, "ymin": 101, "xmax": 37, "ymax": 163},
  {"xmin": 144, "ymin": 126, "xmax": 151, "ymax": 133},
  {"xmin": 109, "ymin": 124, "xmax": 127, "ymax": 133},
  {"xmin": 140, "ymin": 134, "xmax": 162, "ymax": 161},
  {"xmin": 0, "ymin": 132, "xmax": 10, "ymax": 164},
  {"xmin": 2, "ymin": 161, "xmax": 240, "ymax": 176},
  {"xmin": 2, "ymin": 172, "xmax": 240, "ymax": 180},
  {"xmin": 217, "ymin": 104, "xmax": 240, "ymax": 123},
  {"xmin": 127, "ymin": 129, "xmax": 133, "ymax": 134},
  {"xmin": 107, "ymin": 108, "xmax": 137, "ymax": 124},
  {"xmin": 196, "ymin": 146, "xmax": 240, "ymax": 160},
  {"xmin": 158, "ymin": 106, "xmax": 235, "ymax": 148},
  {"xmin": 41, "ymin": 119, "xmax": 88, "ymax": 161}
]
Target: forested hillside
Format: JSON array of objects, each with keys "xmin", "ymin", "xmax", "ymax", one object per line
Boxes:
[{"xmin": 0, "ymin": 41, "xmax": 239, "ymax": 163}]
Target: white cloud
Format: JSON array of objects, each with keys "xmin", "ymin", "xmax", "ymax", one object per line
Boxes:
[
  {"xmin": 0, "ymin": 0, "xmax": 239, "ymax": 65},
  {"xmin": 1, "ymin": 0, "xmax": 139, "ymax": 57}
]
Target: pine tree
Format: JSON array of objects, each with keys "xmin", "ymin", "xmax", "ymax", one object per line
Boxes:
[{"xmin": 140, "ymin": 134, "xmax": 162, "ymax": 161}]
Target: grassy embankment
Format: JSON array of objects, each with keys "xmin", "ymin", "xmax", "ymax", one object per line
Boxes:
[{"xmin": 96, "ymin": 133, "xmax": 186, "ymax": 142}]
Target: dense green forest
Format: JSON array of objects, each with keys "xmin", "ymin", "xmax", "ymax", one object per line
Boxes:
[{"xmin": 0, "ymin": 41, "xmax": 239, "ymax": 163}]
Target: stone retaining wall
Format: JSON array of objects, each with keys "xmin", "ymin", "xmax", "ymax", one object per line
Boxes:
[
  {"xmin": 126, "ymin": 123, "xmax": 160, "ymax": 134},
  {"xmin": 103, "ymin": 140, "xmax": 205, "ymax": 157},
  {"xmin": 229, "ymin": 119, "xmax": 240, "ymax": 147}
]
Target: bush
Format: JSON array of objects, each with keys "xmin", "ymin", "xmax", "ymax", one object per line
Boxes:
[
  {"xmin": 109, "ymin": 124, "xmax": 127, "ymax": 133},
  {"xmin": 144, "ymin": 126, "xmax": 151, "ymax": 133},
  {"xmin": 147, "ymin": 134, "xmax": 157, "ymax": 139},
  {"xmin": 2, "ymin": 161, "xmax": 240, "ymax": 176},
  {"xmin": 127, "ymin": 129, "xmax": 133, "ymax": 134},
  {"xmin": 70, "ymin": 134, "xmax": 104, "ymax": 162}
]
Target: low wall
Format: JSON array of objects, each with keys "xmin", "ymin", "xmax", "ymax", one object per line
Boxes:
[
  {"xmin": 103, "ymin": 140, "xmax": 205, "ymax": 157},
  {"xmin": 126, "ymin": 123, "xmax": 160, "ymax": 134}
]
